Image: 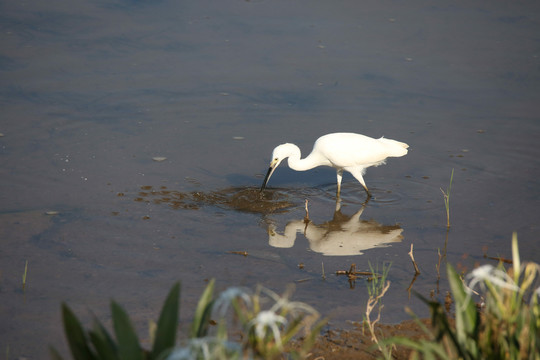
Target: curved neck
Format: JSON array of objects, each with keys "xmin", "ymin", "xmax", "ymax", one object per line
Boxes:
[{"xmin": 286, "ymin": 146, "xmax": 323, "ymax": 171}]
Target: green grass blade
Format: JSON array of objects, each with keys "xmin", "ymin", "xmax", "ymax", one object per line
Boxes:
[
  {"xmin": 388, "ymin": 338, "xmax": 452, "ymax": 360},
  {"xmin": 446, "ymin": 264, "xmax": 479, "ymax": 358},
  {"xmin": 151, "ymin": 282, "xmax": 181, "ymax": 358},
  {"xmin": 384, "ymin": 337, "xmax": 422, "ymax": 349},
  {"xmin": 511, "ymin": 232, "xmax": 520, "ymax": 283},
  {"xmin": 22, "ymin": 260, "xmax": 28, "ymax": 287},
  {"xmin": 190, "ymin": 279, "xmax": 215, "ymax": 338},
  {"xmin": 111, "ymin": 302, "xmax": 144, "ymax": 360},
  {"xmin": 89, "ymin": 318, "xmax": 119, "ymax": 360},
  {"xmin": 49, "ymin": 346, "xmax": 65, "ymax": 360},
  {"xmin": 61, "ymin": 303, "xmax": 97, "ymax": 360},
  {"xmin": 88, "ymin": 332, "xmax": 118, "ymax": 360}
]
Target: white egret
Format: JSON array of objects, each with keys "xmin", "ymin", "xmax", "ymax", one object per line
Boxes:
[{"xmin": 260, "ymin": 132, "xmax": 409, "ymax": 197}]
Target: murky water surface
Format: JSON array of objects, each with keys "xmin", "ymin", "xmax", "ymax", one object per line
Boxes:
[{"xmin": 1, "ymin": 1, "xmax": 539, "ymax": 357}]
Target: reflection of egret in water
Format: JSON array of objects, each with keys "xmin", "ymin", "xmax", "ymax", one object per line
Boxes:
[
  {"xmin": 266, "ymin": 201, "xmax": 403, "ymax": 256},
  {"xmin": 132, "ymin": 186, "xmax": 295, "ymax": 214}
]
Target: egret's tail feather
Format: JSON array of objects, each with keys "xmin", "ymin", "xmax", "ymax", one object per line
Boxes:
[{"xmin": 378, "ymin": 138, "xmax": 409, "ymax": 157}]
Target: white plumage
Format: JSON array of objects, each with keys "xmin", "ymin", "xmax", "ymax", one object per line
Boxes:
[{"xmin": 260, "ymin": 132, "xmax": 409, "ymax": 197}]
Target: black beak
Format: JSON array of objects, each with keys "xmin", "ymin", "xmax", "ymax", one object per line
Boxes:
[{"xmin": 260, "ymin": 166, "xmax": 276, "ymax": 192}]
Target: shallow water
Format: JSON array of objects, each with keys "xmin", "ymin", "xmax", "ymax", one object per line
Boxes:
[{"xmin": 1, "ymin": 1, "xmax": 539, "ymax": 358}]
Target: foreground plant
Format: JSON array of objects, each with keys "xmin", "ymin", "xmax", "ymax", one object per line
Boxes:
[
  {"xmin": 363, "ymin": 262, "xmax": 393, "ymax": 360},
  {"xmin": 389, "ymin": 233, "xmax": 540, "ymax": 359},
  {"xmin": 50, "ymin": 282, "xmax": 181, "ymax": 360},
  {"xmin": 176, "ymin": 284, "xmax": 326, "ymax": 359},
  {"xmin": 50, "ymin": 280, "xmax": 325, "ymax": 360}
]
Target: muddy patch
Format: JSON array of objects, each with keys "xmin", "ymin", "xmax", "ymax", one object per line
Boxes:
[
  {"xmin": 300, "ymin": 318, "xmax": 434, "ymax": 359},
  {"xmin": 130, "ymin": 185, "xmax": 296, "ymax": 213}
]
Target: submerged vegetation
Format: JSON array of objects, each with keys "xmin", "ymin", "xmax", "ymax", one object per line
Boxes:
[
  {"xmin": 440, "ymin": 168, "xmax": 454, "ymax": 229},
  {"xmin": 50, "ymin": 280, "xmax": 325, "ymax": 360},
  {"xmin": 22, "ymin": 259, "xmax": 28, "ymax": 290}
]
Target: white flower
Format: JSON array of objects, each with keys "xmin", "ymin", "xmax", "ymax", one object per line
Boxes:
[
  {"xmin": 166, "ymin": 337, "xmax": 243, "ymax": 360},
  {"xmin": 167, "ymin": 338, "xmax": 212, "ymax": 360},
  {"xmin": 259, "ymin": 285, "xmax": 318, "ymax": 319},
  {"xmin": 247, "ymin": 310, "xmax": 287, "ymax": 348},
  {"xmin": 465, "ymin": 264, "xmax": 519, "ymax": 294},
  {"xmin": 278, "ymin": 300, "xmax": 318, "ymax": 317},
  {"xmin": 212, "ymin": 287, "xmax": 252, "ymax": 319},
  {"xmin": 259, "ymin": 286, "xmax": 283, "ymax": 305},
  {"xmin": 458, "ymin": 264, "xmax": 520, "ymax": 311}
]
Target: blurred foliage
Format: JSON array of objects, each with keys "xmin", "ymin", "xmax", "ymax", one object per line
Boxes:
[
  {"xmin": 50, "ymin": 279, "xmax": 325, "ymax": 360},
  {"xmin": 388, "ymin": 233, "xmax": 540, "ymax": 360}
]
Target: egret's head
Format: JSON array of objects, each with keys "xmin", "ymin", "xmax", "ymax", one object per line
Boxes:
[{"xmin": 260, "ymin": 144, "xmax": 292, "ymax": 192}]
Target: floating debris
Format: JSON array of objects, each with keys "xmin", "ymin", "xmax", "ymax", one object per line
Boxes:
[
  {"xmin": 336, "ymin": 264, "xmax": 376, "ymax": 279},
  {"xmin": 233, "ymin": 136, "xmax": 244, "ymax": 140},
  {"xmin": 228, "ymin": 251, "xmax": 248, "ymax": 257},
  {"xmin": 152, "ymin": 157, "xmax": 167, "ymax": 162},
  {"xmin": 45, "ymin": 211, "xmax": 59, "ymax": 215}
]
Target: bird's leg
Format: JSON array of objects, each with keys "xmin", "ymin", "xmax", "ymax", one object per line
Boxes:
[
  {"xmin": 336, "ymin": 169, "xmax": 343, "ymax": 197},
  {"xmin": 347, "ymin": 167, "xmax": 372, "ymax": 199},
  {"xmin": 362, "ymin": 184, "xmax": 372, "ymax": 199}
]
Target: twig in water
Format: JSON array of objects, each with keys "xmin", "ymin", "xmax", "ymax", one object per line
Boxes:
[
  {"xmin": 336, "ymin": 264, "xmax": 381, "ymax": 289},
  {"xmin": 408, "ymin": 244, "xmax": 420, "ymax": 275},
  {"xmin": 335, "ymin": 264, "xmax": 378, "ymax": 279},
  {"xmin": 482, "ymin": 250, "xmax": 513, "ymax": 264},
  {"xmin": 406, "ymin": 273, "xmax": 419, "ymax": 299}
]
